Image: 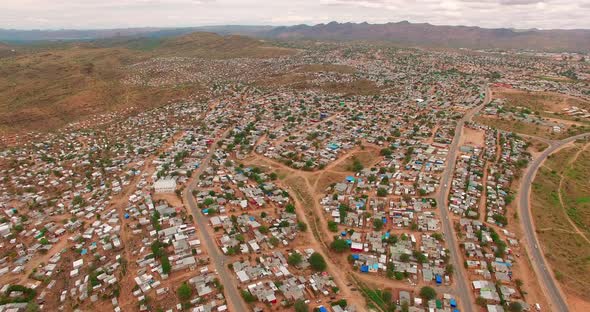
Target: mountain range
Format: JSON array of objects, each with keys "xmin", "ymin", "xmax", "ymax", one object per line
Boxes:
[
  {"xmin": 263, "ymin": 22, "xmax": 590, "ymax": 52},
  {"xmin": 2, "ymin": 22, "xmax": 590, "ymax": 52}
]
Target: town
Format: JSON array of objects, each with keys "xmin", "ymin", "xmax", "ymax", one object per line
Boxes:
[{"xmin": 1, "ymin": 36, "xmax": 590, "ymax": 312}]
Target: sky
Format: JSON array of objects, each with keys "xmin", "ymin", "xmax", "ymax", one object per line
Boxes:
[{"xmin": 2, "ymin": 0, "xmax": 590, "ymax": 30}]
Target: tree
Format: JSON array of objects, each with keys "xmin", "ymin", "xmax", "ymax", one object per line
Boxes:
[
  {"xmin": 288, "ymin": 252, "xmax": 303, "ymax": 266},
  {"xmin": 241, "ymin": 290, "xmax": 256, "ymax": 303},
  {"xmin": 399, "ymin": 253, "xmax": 411, "ymax": 262},
  {"xmin": 294, "ymin": 299, "xmax": 309, "ymax": 312},
  {"xmin": 269, "ymin": 236, "xmax": 280, "ymax": 247},
  {"xmin": 177, "ymin": 282, "xmax": 192, "ymax": 301},
  {"xmin": 328, "ymin": 221, "xmax": 339, "ymax": 232},
  {"xmin": 508, "ymin": 302, "xmax": 523, "ymax": 312},
  {"xmin": 445, "ymin": 264, "xmax": 454, "ymax": 275},
  {"xmin": 419, "ymin": 286, "xmax": 436, "ymax": 301},
  {"xmin": 308, "ymin": 252, "xmax": 327, "ymax": 271},
  {"xmin": 25, "ymin": 302, "xmax": 40, "ymax": 312},
  {"xmin": 431, "ymin": 233, "xmax": 444, "ymax": 241},
  {"xmin": 373, "ymin": 218, "xmax": 384, "ymax": 231},
  {"xmin": 381, "ymin": 291, "xmax": 393, "ymax": 303},
  {"xmin": 331, "ymin": 239, "xmax": 349, "ymax": 253},
  {"xmin": 476, "ymin": 296, "xmax": 487, "ymax": 307},
  {"xmin": 297, "ymin": 221, "xmax": 307, "ymax": 232},
  {"xmin": 351, "ymin": 157, "xmax": 363, "ymax": 172},
  {"xmin": 161, "ymin": 254, "xmax": 171, "ymax": 274},
  {"xmin": 285, "ymin": 203, "xmax": 296, "ymax": 213},
  {"xmin": 401, "ymin": 301, "xmax": 409, "ymax": 312},
  {"xmin": 377, "ymin": 188, "xmax": 388, "ymax": 197}
]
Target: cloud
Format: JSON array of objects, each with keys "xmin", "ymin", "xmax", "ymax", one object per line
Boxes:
[{"xmin": 1, "ymin": 0, "xmax": 588, "ymax": 29}]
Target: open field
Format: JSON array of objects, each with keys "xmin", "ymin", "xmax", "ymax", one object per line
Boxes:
[
  {"xmin": 460, "ymin": 127, "xmax": 485, "ymax": 147},
  {"xmin": 493, "ymin": 87, "xmax": 590, "ymax": 113},
  {"xmin": 531, "ymin": 143, "xmax": 590, "ymax": 301},
  {"xmin": 295, "ymin": 64, "xmax": 357, "ymax": 74},
  {"xmin": 330, "ymin": 146, "xmax": 381, "ymax": 172},
  {"xmin": 474, "ymin": 115, "xmax": 590, "ymax": 140},
  {"xmin": 474, "ymin": 116, "xmax": 558, "ymax": 139},
  {"xmin": 526, "ymin": 137, "xmax": 550, "ymax": 154},
  {"xmin": 562, "ymin": 143, "xmax": 590, "ymax": 236}
]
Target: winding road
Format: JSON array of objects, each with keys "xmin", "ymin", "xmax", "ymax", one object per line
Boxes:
[
  {"xmin": 518, "ymin": 132, "xmax": 590, "ymax": 312},
  {"xmin": 435, "ymin": 87, "xmax": 490, "ymax": 312}
]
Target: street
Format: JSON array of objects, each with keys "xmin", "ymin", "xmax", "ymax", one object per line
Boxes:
[
  {"xmin": 518, "ymin": 132, "xmax": 590, "ymax": 312},
  {"xmin": 435, "ymin": 87, "xmax": 490, "ymax": 312},
  {"xmin": 182, "ymin": 129, "xmax": 249, "ymax": 312}
]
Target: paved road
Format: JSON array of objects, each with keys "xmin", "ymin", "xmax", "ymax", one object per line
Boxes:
[
  {"xmin": 518, "ymin": 132, "xmax": 590, "ymax": 312},
  {"xmin": 182, "ymin": 130, "xmax": 249, "ymax": 312},
  {"xmin": 436, "ymin": 88, "xmax": 489, "ymax": 312}
]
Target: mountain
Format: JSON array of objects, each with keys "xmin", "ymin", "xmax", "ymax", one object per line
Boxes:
[
  {"xmin": 262, "ymin": 21, "xmax": 590, "ymax": 52},
  {"xmin": 4, "ymin": 23, "xmax": 589, "ymax": 52},
  {"xmin": 0, "ymin": 26, "xmax": 272, "ymax": 42}
]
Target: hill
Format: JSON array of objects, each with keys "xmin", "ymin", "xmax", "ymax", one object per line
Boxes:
[
  {"xmin": 0, "ymin": 32, "xmax": 293, "ymax": 134},
  {"xmin": 263, "ymin": 21, "xmax": 590, "ymax": 52},
  {"xmin": 0, "ymin": 26, "xmax": 272, "ymax": 42},
  {"xmin": 0, "ymin": 42, "xmax": 17, "ymax": 58},
  {"xmin": 154, "ymin": 32, "xmax": 293, "ymax": 58}
]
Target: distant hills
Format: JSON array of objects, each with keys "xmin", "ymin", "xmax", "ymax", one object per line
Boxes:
[
  {"xmin": 263, "ymin": 22, "xmax": 590, "ymax": 52},
  {"xmin": 3, "ymin": 21, "xmax": 589, "ymax": 52},
  {"xmin": 0, "ymin": 28, "xmax": 198, "ymax": 41},
  {"xmin": 0, "ymin": 26, "xmax": 273, "ymax": 42}
]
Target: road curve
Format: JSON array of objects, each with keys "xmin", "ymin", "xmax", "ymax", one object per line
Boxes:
[
  {"xmin": 518, "ymin": 132, "xmax": 590, "ymax": 312},
  {"xmin": 182, "ymin": 130, "xmax": 249, "ymax": 312},
  {"xmin": 436, "ymin": 87, "xmax": 490, "ymax": 312}
]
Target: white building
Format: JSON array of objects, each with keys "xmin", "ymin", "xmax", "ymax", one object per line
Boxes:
[{"xmin": 154, "ymin": 178, "xmax": 177, "ymax": 193}]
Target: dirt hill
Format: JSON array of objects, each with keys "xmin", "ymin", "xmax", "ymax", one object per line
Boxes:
[{"xmin": 0, "ymin": 32, "xmax": 293, "ymax": 135}]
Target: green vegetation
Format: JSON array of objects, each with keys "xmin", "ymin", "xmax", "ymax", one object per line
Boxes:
[
  {"xmin": 330, "ymin": 239, "xmax": 349, "ymax": 253},
  {"xmin": 177, "ymin": 283, "xmax": 192, "ymax": 301},
  {"xmin": 356, "ymin": 283, "xmax": 397, "ymax": 312},
  {"xmin": 308, "ymin": 252, "xmax": 327, "ymax": 271},
  {"xmin": 328, "ymin": 221, "xmax": 339, "ymax": 232},
  {"xmin": 532, "ymin": 144, "xmax": 590, "ymax": 300},
  {"xmin": 419, "ymin": 286, "xmax": 436, "ymax": 301},
  {"xmin": 151, "ymin": 240, "xmax": 171, "ymax": 274},
  {"xmin": 508, "ymin": 302, "xmax": 523, "ymax": 312},
  {"xmin": 288, "ymin": 252, "xmax": 303, "ymax": 266},
  {"xmin": 350, "ymin": 157, "xmax": 364, "ymax": 172},
  {"xmin": 0, "ymin": 285, "xmax": 36, "ymax": 305},
  {"xmin": 294, "ymin": 299, "xmax": 309, "ymax": 312},
  {"xmin": 241, "ymin": 290, "xmax": 256, "ymax": 303},
  {"xmin": 285, "ymin": 203, "xmax": 296, "ymax": 213},
  {"xmin": 373, "ymin": 218, "xmax": 384, "ymax": 231}
]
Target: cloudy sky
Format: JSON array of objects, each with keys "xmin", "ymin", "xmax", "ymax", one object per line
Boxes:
[{"xmin": 2, "ymin": 0, "xmax": 590, "ymax": 30}]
